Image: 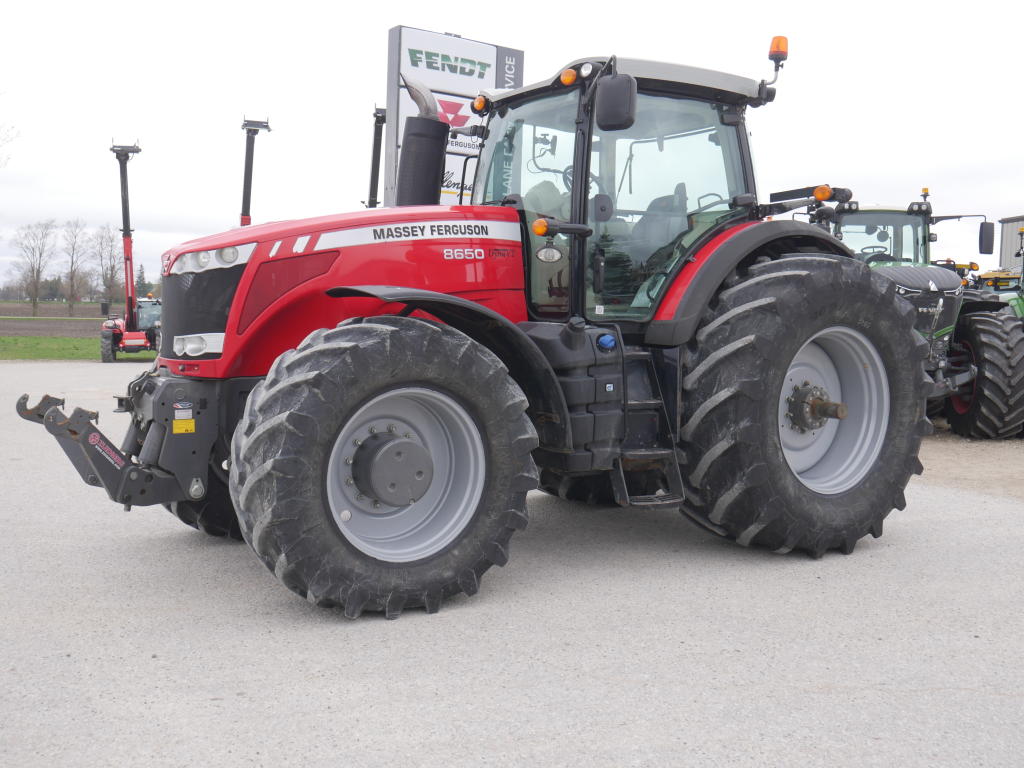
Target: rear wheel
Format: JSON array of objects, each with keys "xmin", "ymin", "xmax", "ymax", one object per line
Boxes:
[
  {"xmin": 944, "ymin": 312, "xmax": 1024, "ymax": 438},
  {"xmin": 679, "ymin": 255, "xmax": 930, "ymax": 556},
  {"xmin": 230, "ymin": 316, "xmax": 538, "ymax": 618},
  {"xmin": 100, "ymin": 332, "xmax": 116, "ymax": 363}
]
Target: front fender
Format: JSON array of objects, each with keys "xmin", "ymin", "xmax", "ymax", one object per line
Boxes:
[{"xmin": 327, "ymin": 285, "xmax": 573, "ymax": 451}]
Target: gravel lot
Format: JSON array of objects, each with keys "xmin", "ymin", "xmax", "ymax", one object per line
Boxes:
[{"xmin": 2, "ymin": 361, "xmax": 1022, "ymax": 767}]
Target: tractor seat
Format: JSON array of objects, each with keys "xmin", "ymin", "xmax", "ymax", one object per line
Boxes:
[
  {"xmin": 631, "ymin": 183, "xmax": 689, "ymax": 250},
  {"xmin": 523, "ymin": 180, "xmax": 571, "ymax": 220}
]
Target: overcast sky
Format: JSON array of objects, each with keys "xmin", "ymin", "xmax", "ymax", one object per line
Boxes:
[{"xmin": 1, "ymin": 1, "xmax": 1021, "ymax": 284}]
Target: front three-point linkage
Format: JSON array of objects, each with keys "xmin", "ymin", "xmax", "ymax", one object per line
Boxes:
[{"xmin": 17, "ymin": 394, "xmax": 182, "ymax": 509}]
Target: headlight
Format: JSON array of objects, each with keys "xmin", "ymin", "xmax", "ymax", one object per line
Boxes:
[
  {"xmin": 169, "ymin": 243, "xmax": 256, "ymax": 275},
  {"xmin": 172, "ymin": 333, "xmax": 225, "ymax": 357},
  {"xmin": 184, "ymin": 336, "xmax": 207, "ymax": 356}
]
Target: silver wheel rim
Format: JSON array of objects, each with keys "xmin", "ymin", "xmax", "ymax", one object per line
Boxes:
[
  {"xmin": 326, "ymin": 387, "xmax": 486, "ymax": 562},
  {"xmin": 778, "ymin": 326, "xmax": 890, "ymax": 494}
]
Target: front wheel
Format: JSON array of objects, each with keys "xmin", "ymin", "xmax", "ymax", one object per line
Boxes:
[
  {"xmin": 230, "ymin": 316, "xmax": 538, "ymax": 618},
  {"xmin": 679, "ymin": 255, "xmax": 930, "ymax": 556},
  {"xmin": 100, "ymin": 332, "xmax": 116, "ymax": 363},
  {"xmin": 944, "ymin": 312, "xmax": 1024, "ymax": 438}
]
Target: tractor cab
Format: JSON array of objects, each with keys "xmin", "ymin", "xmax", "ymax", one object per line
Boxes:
[
  {"xmin": 832, "ymin": 208, "xmax": 931, "ymax": 266},
  {"xmin": 472, "ymin": 58, "xmax": 762, "ymax": 327}
]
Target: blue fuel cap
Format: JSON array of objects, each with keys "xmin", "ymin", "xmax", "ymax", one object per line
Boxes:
[{"xmin": 597, "ymin": 333, "xmax": 617, "ymax": 351}]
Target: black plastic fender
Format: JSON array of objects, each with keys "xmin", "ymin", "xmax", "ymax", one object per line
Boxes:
[
  {"xmin": 326, "ymin": 285, "xmax": 573, "ymax": 450},
  {"xmin": 645, "ymin": 220, "xmax": 852, "ymax": 347}
]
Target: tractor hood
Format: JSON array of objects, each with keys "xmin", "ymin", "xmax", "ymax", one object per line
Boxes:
[
  {"xmin": 873, "ymin": 265, "xmax": 962, "ymax": 293},
  {"xmin": 160, "ymin": 205, "xmax": 497, "ymax": 274}
]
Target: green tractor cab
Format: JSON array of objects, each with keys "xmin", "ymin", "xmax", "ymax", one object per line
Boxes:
[{"xmin": 833, "ymin": 191, "xmax": 1024, "ymax": 439}]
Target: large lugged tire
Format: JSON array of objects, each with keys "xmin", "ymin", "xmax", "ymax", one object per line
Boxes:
[
  {"xmin": 678, "ymin": 255, "xmax": 930, "ymax": 557},
  {"xmin": 944, "ymin": 312, "xmax": 1024, "ymax": 439},
  {"xmin": 100, "ymin": 332, "xmax": 116, "ymax": 363},
  {"xmin": 229, "ymin": 316, "xmax": 538, "ymax": 618},
  {"xmin": 164, "ymin": 470, "xmax": 242, "ymax": 539}
]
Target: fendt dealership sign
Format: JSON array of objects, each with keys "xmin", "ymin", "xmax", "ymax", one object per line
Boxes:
[{"xmin": 383, "ymin": 26, "xmax": 524, "ymax": 207}]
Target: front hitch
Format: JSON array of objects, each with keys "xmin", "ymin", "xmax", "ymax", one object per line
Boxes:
[{"xmin": 18, "ymin": 393, "xmax": 189, "ymax": 508}]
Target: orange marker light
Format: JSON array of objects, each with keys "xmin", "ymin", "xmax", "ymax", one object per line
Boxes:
[
  {"xmin": 769, "ymin": 36, "xmax": 788, "ymax": 63},
  {"xmin": 471, "ymin": 95, "xmax": 489, "ymax": 114},
  {"xmin": 969, "ymin": 262, "xmax": 980, "ymax": 271},
  {"xmin": 559, "ymin": 68, "xmax": 578, "ymax": 86},
  {"xmin": 532, "ymin": 218, "xmax": 549, "ymax": 237},
  {"xmin": 813, "ymin": 184, "xmax": 832, "ymax": 202}
]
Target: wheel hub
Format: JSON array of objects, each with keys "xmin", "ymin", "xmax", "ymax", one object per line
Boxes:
[
  {"xmin": 351, "ymin": 432, "xmax": 433, "ymax": 508},
  {"xmin": 786, "ymin": 381, "xmax": 848, "ymax": 433}
]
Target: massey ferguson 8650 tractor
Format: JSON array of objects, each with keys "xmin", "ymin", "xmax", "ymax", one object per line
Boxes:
[{"xmin": 18, "ymin": 41, "xmax": 933, "ymax": 617}]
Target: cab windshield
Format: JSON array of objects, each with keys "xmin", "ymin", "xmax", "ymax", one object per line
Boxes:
[
  {"xmin": 835, "ymin": 212, "xmax": 927, "ymax": 264},
  {"xmin": 137, "ymin": 303, "xmax": 162, "ymax": 329},
  {"xmin": 473, "ymin": 86, "xmax": 751, "ymax": 321}
]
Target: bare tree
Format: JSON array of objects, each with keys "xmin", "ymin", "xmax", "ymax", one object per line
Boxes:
[
  {"xmin": 90, "ymin": 223, "xmax": 123, "ymax": 304},
  {"xmin": 61, "ymin": 218, "xmax": 89, "ymax": 315},
  {"xmin": 0, "ymin": 122, "xmax": 15, "ymax": 168},
  {"xmin": 12, "ymin": 219, "xmax": 57, "ymax": 316}
]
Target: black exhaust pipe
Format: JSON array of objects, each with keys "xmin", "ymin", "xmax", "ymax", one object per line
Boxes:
[{"xmin": 395, "ymin": 75, "xmax": 448, "ymax": 207}]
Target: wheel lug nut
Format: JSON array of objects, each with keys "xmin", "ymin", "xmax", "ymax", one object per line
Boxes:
[
  {"xmin": 353, "ymin": 438, "xmax": 362, "ymax": 447},
  {"xmin": 345, "ymin": 477, "xmax": 354, "ymax": 486},
  {"xmin": 387, "ymin": 424, "xmax": 397, "ymax": 433},
  {"xmin": 368, "ymin": 426, "xmax": 377, "ymax": 434},
  {"xmin": 345, "ymin": 457, "xmax": 352, "ymax": 465},
  {"xmin": 404, "ymin": 432, "xmax": 412, "ymax": 439},
  {"xmin": 373, "ymin": 501, "xmax": 381, "ymax": 509}
]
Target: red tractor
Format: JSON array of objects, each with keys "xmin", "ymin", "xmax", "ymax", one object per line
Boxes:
[
  {"xmin": 101, "ymin": 144, "xmax": 161, "ymax": 362},
  {"xmin": 19, "ymin": 40, "xmax": 930, "ymax": 617}
]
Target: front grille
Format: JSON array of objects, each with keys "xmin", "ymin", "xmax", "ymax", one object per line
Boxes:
[{"xmin": 160, "ymin": 265, "xmax": 245, "ymax": 359}]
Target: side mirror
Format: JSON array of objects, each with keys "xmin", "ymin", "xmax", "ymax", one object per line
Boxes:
[
  {"xmin": 979, "ymin": 221, "xmax": 995, "ymax": 254},
  {"xmin": 595, "ymin": 74, "xmax": 637, "ymax": 131}
]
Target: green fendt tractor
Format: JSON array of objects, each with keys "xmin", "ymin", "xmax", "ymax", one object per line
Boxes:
[{"xmin": 831, "ymin": 190, "xmax": 1024, "ymax": 438}]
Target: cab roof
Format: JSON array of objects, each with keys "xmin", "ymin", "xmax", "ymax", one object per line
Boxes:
[{"xmin": 484, "ymin": 57, "xmax": 761, "ymax": 104}]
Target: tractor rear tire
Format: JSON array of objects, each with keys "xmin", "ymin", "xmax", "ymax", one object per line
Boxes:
[
  {"xmin": 164, "ymin": 470, "xmax": 242, "ymax": 540},
  {"xmin": 229, "ymin": 316, "xmax": 538, "ymax": 618},
  {"xmin": 100, "ymin": 332, "xmax": 116, "ymax": 363},
  {"xmin": 678, "ymin": 255, "xmax": 930, "ymax": 557},
  {"xmin": 944, "ymin": 312, "xmax": 1024, "ymax": 439}
]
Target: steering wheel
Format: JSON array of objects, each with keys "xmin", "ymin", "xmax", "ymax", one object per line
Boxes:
[
  {"xmin": 562, "ymin": 165, "xmax": 603, "ymax": 195},
  {"xmin": 860, "ymin": 245, "xmax": 888, "ymax": 255},
  {"xmin": 860, "ymin": 246, "xmax": 892, "ymax": 265}
]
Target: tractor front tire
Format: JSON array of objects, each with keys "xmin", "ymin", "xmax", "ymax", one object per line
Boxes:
[
  {"xmin": 100, "ymin": 332, "xmax": 116, "ymax": 363},
  {"xmin": 165, "ymin": 470, "xmax": 242, "ymax": 540},
  {"xmin": 944, "ymin": 312, "xmax": 1024, "ymax": 438},
  {"xmin": 679, "ymin": 255, "xmax": 930, "ymax": 557},
  {"xmin": 229, "ymin": 316, "xmax": 538, "ymax": 618}
]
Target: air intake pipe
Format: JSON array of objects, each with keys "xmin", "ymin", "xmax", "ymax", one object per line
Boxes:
[{"xmin": 395, "ymin": 74, "xmax": 449, "ymax": 207}]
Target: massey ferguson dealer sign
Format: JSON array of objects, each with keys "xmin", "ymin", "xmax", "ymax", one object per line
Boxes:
[{"xmin": 383, "ymin": 26, "xmax": 524, "ymax": 207}]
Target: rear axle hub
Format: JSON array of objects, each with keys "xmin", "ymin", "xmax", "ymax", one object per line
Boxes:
[{"xmin": 786, "ymin": 382, "xmax": 847, "ymax": 433}]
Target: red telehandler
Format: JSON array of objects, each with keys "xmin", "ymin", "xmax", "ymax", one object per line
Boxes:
[
  {"xmin": 101, "ymin": 144, "xmax": 161, "ymax": 361},
  {"xmin": 19, "ymin": 39, "xmax": 930, "ymax": 617}
]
